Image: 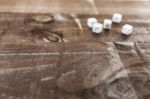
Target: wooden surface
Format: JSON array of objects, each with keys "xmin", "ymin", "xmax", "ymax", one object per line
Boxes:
[
  {"xmin": 0, "ymin": 0, "xmax": 150, "ymax": 99},
  {"xmin": 0, "ymin": 0, "xmax": 150, "ymax": 15}
]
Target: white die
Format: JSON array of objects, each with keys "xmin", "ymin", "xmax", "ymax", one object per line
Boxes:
[
  {"xmin": 112, "ymin": 13, "xmax": 122, "ymax": 23},
  {"xmin": 87, "ymin": 18, "xmax": 98, "ymax": 28},
  {"xmin": 92, "ymin": 23, "xmax": 103, "ymax": 33},
  {"xmin": 122, "ymin": 24, "xmax": 133, "ymax": 35},
  {"xmin": 103, "ymin": 19, "xmax": 112, "ymax": 29}
]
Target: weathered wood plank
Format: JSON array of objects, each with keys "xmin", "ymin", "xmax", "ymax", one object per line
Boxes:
[
  {"xmin": 0, "ymin": 13, "xmax": 149, "ymax": 43},
  {"xmin": 0, "ymin": 42, "xmax": 149, "ymax": 99},
  {"xmin": 0, "ymin": 0, "xmax": 149, "ymax": 99}
]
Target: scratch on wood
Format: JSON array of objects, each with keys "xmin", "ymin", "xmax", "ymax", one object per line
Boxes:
[
  {"xmin": 0, "ymin": 51, "xmax": 108, "ymax": 56},
  {"xmin": 41, "ymin": 76, "xmax": 55, "ymax": 82},
  {"xmin": 70, "ymin": 13, "xmax": 83, "ymax": 34},
  {"xmin": 0, "ymin": 64, "xmax": 55, "ymax": 75}
]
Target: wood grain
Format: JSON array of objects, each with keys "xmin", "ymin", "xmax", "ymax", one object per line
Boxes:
[{"xmin": 0, "ymin": 0, "xmax": 149, "ymax": 99}]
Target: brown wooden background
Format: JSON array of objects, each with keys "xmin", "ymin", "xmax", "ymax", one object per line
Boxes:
[{"xmin": 0, "ymin": 0, "xmax": 150, "ymax": 99}]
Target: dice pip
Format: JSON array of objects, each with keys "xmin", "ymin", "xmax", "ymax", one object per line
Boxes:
[{"xmin": 103, "ymin": 19, "xmax": 112, "ymax": 29}]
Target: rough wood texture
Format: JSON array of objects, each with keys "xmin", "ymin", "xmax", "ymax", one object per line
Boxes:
[{"xmin": 0, "ymin": 0, "xmax": 150, "ymax": 99}]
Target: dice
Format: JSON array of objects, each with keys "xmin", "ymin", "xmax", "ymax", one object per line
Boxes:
[
  {"xmin": 122, "ymin": 24, "xmax": 133, "ymax": 35},
  {"xmin": 87, "ymin": 18, "xmax": 98, "ymax": 28},
  {"xmin": 86, "ymin": 13, "xmax": 133, "ymax": 36},
  {"xmin": 92, "ymin": 23, "xmax": 103, "ymax": 33},
  {"xmin": 112, "ymin": 13, "xmax": 122, "ymax": 23},
  {"xmin": 103, "ymin": 19, "xmax": 112, "ymax": 29}
]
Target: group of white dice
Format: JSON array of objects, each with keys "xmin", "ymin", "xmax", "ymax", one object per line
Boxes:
[{"xmin": 87, "ymin": 13, "xmax": 133, "ymax": 35}]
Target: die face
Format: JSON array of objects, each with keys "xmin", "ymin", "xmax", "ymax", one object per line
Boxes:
[
  {"xmin": 87, "ymin": 18, "xmax": 97, "ymax": 28},
  {"xmin": 122, "ymin": 24, "xmax": 133, "ymax": 35},
  {"xmin": 112, "ymin": 13, "xmax": 122, "ymax": 23},
  {"xmin": 103, "ymin": 19, "xmax": 112, "ymax": 29},
  {"xmin": 92, "ymin": 23, "xmax": 103, "ymax": 33},
  {"xmin": 122, "ymin": 28, "xmax": 130, "ymax": 35}
]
